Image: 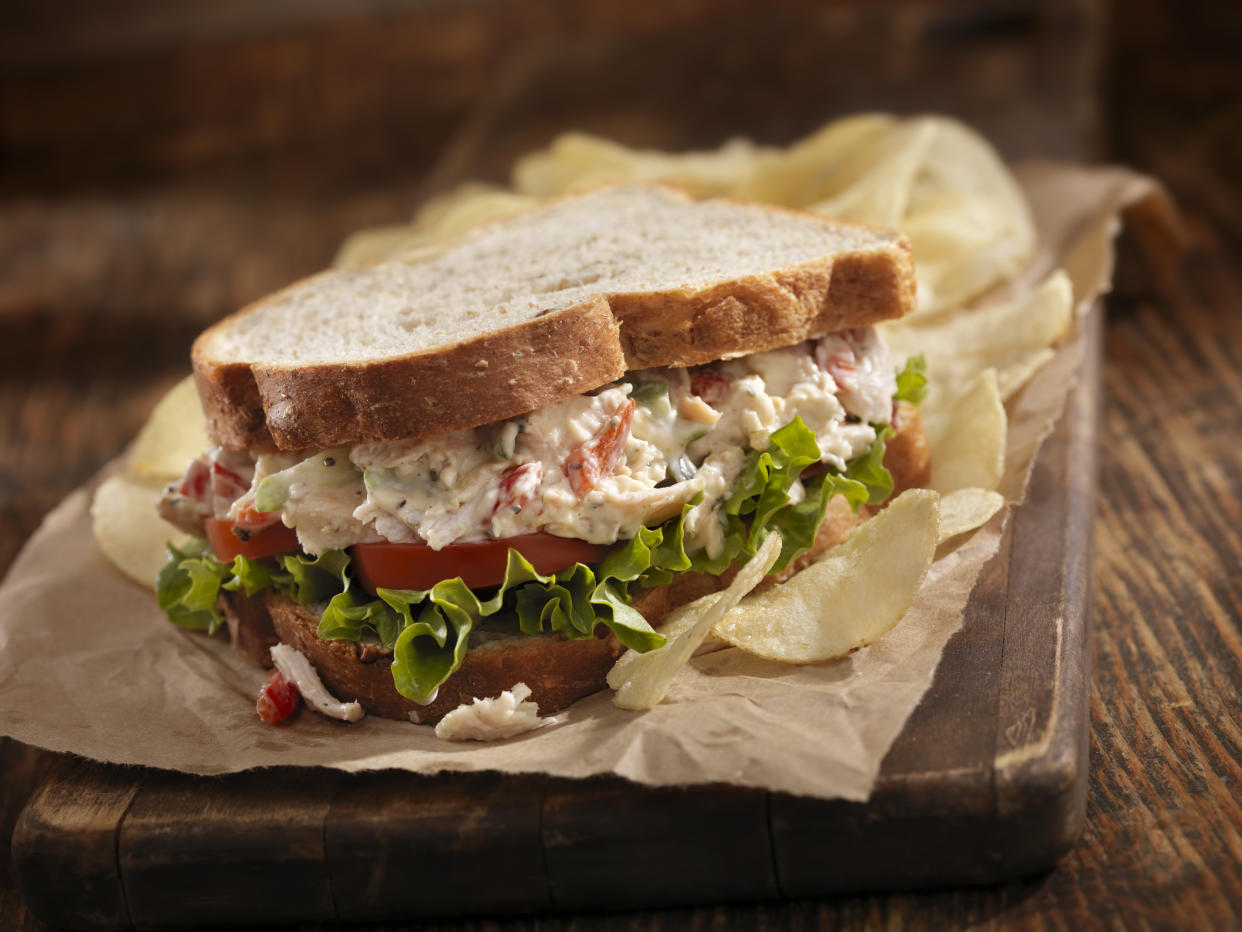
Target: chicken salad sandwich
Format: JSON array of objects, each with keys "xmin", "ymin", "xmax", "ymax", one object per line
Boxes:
[{"xmin": 151, "ymin": 184, "xmax": 931, "ymax": 728}]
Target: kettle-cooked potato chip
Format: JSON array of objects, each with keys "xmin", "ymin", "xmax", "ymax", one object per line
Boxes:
[
  {"xmin": 333, "ymin": 224, "xmax": 424, "ymax": 269},
  {"xmin": 92, "ymin": 474, "xmax": 190, "ymax": 589},
  {"xmin": 712, "ymin": 489, "xmax": 939, "ymax": 663},
  {"xmin": 926, "ymin": 369, "xmax": 1007, "ymax": 494},
  {"xmin": 128, "ymin": 376, "xmax": 209, "ymax": 482},
  {"xmin": 805, "ymin": 120, "xmax": 936, "ymax": 227},
  {"xmin": 514, "ymin": 132, "xmax": 758, "ymax": 199},
  {"xmin": 608, "ymin": 532, "xmax": 782, "ymax": 710},
  {"xmin": 742, "ymin": 113, "xmax": 896, "ymax": 205},
  {"xmin": 882, "ymin": 270, "xmax": 1073, "ymax": 409},
  {"xmin": 938, "ymin": 488, "xmax": 1006, "ymax": 543}
]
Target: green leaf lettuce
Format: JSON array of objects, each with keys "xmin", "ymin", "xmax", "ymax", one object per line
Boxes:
[{"xmin": 155, "ymin": 415, "xmax": 898, "ymax": 706}]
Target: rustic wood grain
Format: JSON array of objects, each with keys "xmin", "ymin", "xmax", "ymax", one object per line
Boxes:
[
  {"xmin": 11, "ymin": 757, "xmax": 144, "ymax": 931},
  {"xmin": 541, "ymin": 779, "xmax": 778, "ymax": 912},
  {"xmin": 0, "ymin": 742, "xmax": 60, "ymax": 932},
  {"xmin": 0, "ymin": 0, "xmax": 1096, "ymax": 193},
  {"xmin": 118, "ymin": 769, "xmax": 343, "ymax": 927},
  {"xmin": 3, "ymin": 0, "xmax": 1241, "ymax": 927},
  {"xmin": 326, "ymin": 771, "xmax": 551, "ymax": 921}
]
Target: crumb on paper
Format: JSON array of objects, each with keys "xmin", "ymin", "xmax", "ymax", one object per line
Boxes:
[{"xmin": 432, "ymin": 683, "xmax": 556, "ymax": 741}]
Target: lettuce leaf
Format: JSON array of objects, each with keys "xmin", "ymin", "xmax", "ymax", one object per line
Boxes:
[
  {"xmin": 895, "ymin": 354, "xmax": 929, "ymax": 405},
  {"xmin": 617, "ymin": 418, "xmax": 890, "ymax": 579},
  {"xmin": 154, "ymin": 416, "xmax": 897, "ymax": 705},
  {"xmin": 156, "ymin": 539, "xmax": 230, "ymax": 634}
]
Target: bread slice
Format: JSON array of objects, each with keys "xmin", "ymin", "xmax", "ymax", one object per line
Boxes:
[
  {"xmin": 260, "ymin": 593, "xmax": 625, "ymax": 724},
  {"xmin": 220, "ymin": 403, "xmax": 930, "ymax": 724},
  {"xmin": 194, "ymin": 185, "xmax": 915, "ymax": 451}
]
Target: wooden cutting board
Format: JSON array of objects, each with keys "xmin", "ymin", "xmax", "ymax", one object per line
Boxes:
[{"xmin": 11, "ymin": 310, "xmax": 1100, "ymax": 930}]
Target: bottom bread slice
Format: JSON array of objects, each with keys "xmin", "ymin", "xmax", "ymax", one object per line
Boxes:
[
  {"xmin": 219, "ymin": 402, "xmax": 931, "ymax": 725},
  {"xmin": 269, "ymin": 594, "xmax": 624, "ymax": 723}
]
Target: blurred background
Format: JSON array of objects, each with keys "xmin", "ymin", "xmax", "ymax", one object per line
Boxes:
[
  {"xmin": 0, "ymin": 0, "xmax": 1178, "ymax": 326},
  {"xmin": 0, "ymin": 0, "xmax": 1232, "ymax": 329}
]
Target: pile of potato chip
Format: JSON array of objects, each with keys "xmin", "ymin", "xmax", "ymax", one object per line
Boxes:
[
  {"xmin": 91, "ymin": 377, "xmax": 204, "ymax": 586},
  {"xmin": 93, "ymin": 114, "xmax": 1074, "ymax": 712}
]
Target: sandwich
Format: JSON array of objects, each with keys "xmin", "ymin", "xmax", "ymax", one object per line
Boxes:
[{"xmin": 153, "ymin": 185, "xmax": 930, "ymax": 727}]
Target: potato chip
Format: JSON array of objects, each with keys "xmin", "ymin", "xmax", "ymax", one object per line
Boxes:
[
  {"xmin": 758, "ymin": 114, "xmax": 1034, "ymax": 313},
  {"xmin": 409, "ymin": 181, "xmax": 508, "ymax": 230},
  {"xmin": 409, "ymin": 187, "xmax": 539, "ymax": 243},
  {"xmin": 882, "ymin": 271, "xmax": 1073, "ymax": 410},
  {"xmin": 608, "ymin": 532, "xmax": 782, "ymax": 710},
  {"xmin": 334, "ymin": 187, "xmax": 543, "ymax": 268},
  {"xmin": 92, "ymin": 474, "xmax": 190, "ymax": 589},
  {"xmin": 332, "ymin": 224, "xmax": 424, "ymax": 269},
  {"xmin": 513, "ymin": 132, "xmax": 758, "ymax": 199},
  {"xmin": 938, "ymin": 488, "xmax": 1006, "ymax": 543},
  {"xmin": 806, "ymin": 120, "xmax": 935, "ymax": 227},
  {"xmin": 996, "ymin": 348, "xmax": 1056, "ymax": 402},
  {"xmin": 927, "ymin": 369, "xmax": 1007, "ymax": 494},
  {"xmin": 713, "ymin": 489, "xmax": 939, "ymax": 663},
  {"xmin": 742, "ymin": 113, "xmax": 896, "ymax": 206},
  {"xmin": 128, "ymin": 376, "xmax": 209, "ymax": 482},
  {"xmin": 904, "ymin": 117, "xmax": 1037, "ymax": 314}
]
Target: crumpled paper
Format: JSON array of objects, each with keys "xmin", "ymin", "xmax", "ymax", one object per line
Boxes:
[{"xmin": 0, "ymin": 163, "xmax": 1170, "ymax": 801}]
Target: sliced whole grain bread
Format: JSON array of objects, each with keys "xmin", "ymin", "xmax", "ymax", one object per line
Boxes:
[
  {"xmin": 193, "ymin": 185, "xmax": 915, "ymax": 451},
  {"xmin": 259, "ymin": 591, "xmax": 625, "ymax": 725}
]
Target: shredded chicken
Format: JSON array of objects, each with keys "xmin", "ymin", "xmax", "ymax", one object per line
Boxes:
[
  {"xmin": 269, "ymin": 644, "xmax": 365, "ymax": 723},
  {"xmin": 432, "ymin": 683, "xmax": 554, "ymax": 741}
]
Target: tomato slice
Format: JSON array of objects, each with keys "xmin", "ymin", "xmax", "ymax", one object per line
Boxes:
[
  {"xmin": 352, "ymin": 533, "xmax": 612, "ymax": 592},
  {"xmin": 204, "ymin": 517, "xmax": 300, "ymax": 562}
]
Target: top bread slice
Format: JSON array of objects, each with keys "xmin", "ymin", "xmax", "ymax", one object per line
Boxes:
[{"xmin": 193, "ymin": 184, "xmax": 915, "ymax": 451}]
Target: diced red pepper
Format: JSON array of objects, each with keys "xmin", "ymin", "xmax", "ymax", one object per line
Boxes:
[
  {"xmin": 256, "ymin": 669, "xmax": 301, "ymax": 725},
  {"xmin": 565, "ymin": 399, "xmax": 635, "ymax": 499},
  {"xmin": 492, "ymin": 462, "xmax": 543, "ymax": 518},
  {"xmin": 821, "ymin": 350, "xmax": 858, "ymax": 393},
  {"xmin": 178, "ymin": 458, "xmax": 211, "ymax": 501},
  {"xmin": 231, "ymin": 492, "xmax": 280, "ymax": 532},
  {"xmin": 211, "ymin": 460, "xmax": 248, "ymax": 501},
  {"xmin": 689, "ymin": 370, "xmax": 730, "ymax": 405}
]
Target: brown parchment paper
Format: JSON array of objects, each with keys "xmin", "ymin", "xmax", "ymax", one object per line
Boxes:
[{"xmin": 0, "ymin": 163, "xmax": 1170, "ymax": 801}]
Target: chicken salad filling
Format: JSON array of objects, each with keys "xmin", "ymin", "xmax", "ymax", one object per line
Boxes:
[
  {"xmin": 160, "ymin": 328, "xmax": 899, "ymax": 558},
  {"xmin": 154, "ymin": 328, "xmax": 926, "ymax": 707}
]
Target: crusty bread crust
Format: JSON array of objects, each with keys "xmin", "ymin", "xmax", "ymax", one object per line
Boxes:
[
  {"xmin": 221, "ymin": 588, "xmax": 277, "ymax": 667},
  {"xmin": 195, "ymin": 296, "xmax": 629, "ymax": 452},
  {"xmin": 194, "ymin": 187, "xmax": 915, "ymax": 451},
  {"xmin": 221, "ymin": 408, "xmax": 930, "ymax": 723},
  {"xmin": 888, "ymin": 401, "xmax": 932, "ymax": 495},
  {"xmin": 254, "ymin": 591, "xmax": 624, "ymax": 724},
  {"xmin": 616, "ymin": 249, "xmax": 915, "ymax": 369}
]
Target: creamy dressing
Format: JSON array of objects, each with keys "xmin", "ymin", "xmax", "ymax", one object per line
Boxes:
[{"xmin": 173, "ymin": 329, "xmax": 897, "ymax": 557}]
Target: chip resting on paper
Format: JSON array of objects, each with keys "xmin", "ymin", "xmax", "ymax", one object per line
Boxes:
[{"xmin": 713, "ymin": 490, "xmax": 940, "ymax": 663}]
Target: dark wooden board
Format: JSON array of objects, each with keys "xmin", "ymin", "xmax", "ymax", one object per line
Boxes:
[{"xmin": 10, "ymin": 308, "xmax": 1100, "ymax": 929}]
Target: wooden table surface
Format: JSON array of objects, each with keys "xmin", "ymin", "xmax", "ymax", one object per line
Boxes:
[{"xmin": 3, "ymin": 0, "xmax": 1241, "ymax": 928}]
